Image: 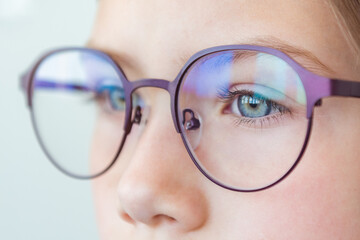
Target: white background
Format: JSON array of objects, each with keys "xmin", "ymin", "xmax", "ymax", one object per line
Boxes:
[{"xmin": 0, "ymin": 0, "xmax": 99, "ymax": 239}]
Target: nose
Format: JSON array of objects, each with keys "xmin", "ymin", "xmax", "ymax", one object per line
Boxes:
[{"xmin": 117, "ymin": 94, "xmax": 208, "ymax": 232}]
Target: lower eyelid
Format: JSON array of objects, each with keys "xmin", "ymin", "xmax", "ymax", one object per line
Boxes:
[
  {"xmin": 230, "ymin": 112, "xmax": 291, "ymax": 129},
  {"xmin": 219, "ymin": 96, "xmax": 300, "ymax": 129}
]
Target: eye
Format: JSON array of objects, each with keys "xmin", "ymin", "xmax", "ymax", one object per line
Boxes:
[
  {"xmin": 231, "ymin": 94, "xmax": 272, "ymax": 118},
  {"xmin": 110, "ymin": 89, "xmax": 144, "ymax": 111},
  {"xmin": 94, "ymin": 85, "xmax": 126, "ymax": 111},
  {"xmin": 218, "ymin": 86, "xmax": 293, "ymax": 128},
  {"xmin": 94, "ymin": 85, "xmax": 145, "ymax": 112},
  {"xmin": 108, "ymin": 87, "xmax": 126, "ymax": 110}
]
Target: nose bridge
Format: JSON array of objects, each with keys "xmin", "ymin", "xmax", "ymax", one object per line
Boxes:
[
  {"xmin": 128, "ymin": 78, "xmax": 181, "ymax": 133},
  {"xmin": 116, "ymin": 104, "xmax": 209, "ymax": 230},
  {"xmin": 131, "ymin": 78, "xmax": 173, "ymax": 92}
]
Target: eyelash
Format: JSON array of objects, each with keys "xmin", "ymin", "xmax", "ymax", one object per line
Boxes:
[
  {"xmin": 90, "ymin": 84, "xmax": 291, "ymax": 128},
  {"xmin": 217, "ymin": 87, "xmax": 291, "ymax": 128}
]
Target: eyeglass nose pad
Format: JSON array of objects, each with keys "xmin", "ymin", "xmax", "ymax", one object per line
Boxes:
[
  {"xmin": 132, "ymin": 106, "xmax": 143, "ymax": 124},
  {"xmin": 182, "ymin": 109, "xmax": 202, "ymax": 150},
  {"xmin": 130, "ymin": 105, "xmax": 150, "ymax": 134}
]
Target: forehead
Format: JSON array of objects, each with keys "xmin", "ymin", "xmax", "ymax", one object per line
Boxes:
[
  {"xmin": 89, "ymin": 0, "xmax": 355, "ymax": 80},
  {"xmin": 91, "ymin": 0, "xmax": 333, "ymax": 44}
]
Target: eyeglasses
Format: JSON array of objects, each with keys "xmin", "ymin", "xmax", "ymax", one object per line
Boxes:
[{"xmin": 21, "ymin": 45, "xmax": 360, "ymax": 192}]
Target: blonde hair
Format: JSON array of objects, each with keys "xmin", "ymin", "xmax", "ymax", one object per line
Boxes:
[{"xmin": 328, "ymin": 0, "xmax": 360, "ymax": 57}]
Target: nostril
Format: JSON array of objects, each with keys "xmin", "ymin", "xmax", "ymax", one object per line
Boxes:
[
  {"xmin": 119, "ymin": 206, "xmax": 177, "ymax": 227},
  {"xmin": 120, "ymin": 212, "xmax": 136, "ymax": 224},
  {"xmin": 151, "ymin": 214, "xmax": 177, "ymax": 226},
  {"xmin": 154, "ymin": 214, "xmax": 176, "ymax": 222}
]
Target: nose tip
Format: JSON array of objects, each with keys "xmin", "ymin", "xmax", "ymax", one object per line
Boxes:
[
  {"xmin": 120, "ymin": 209, "xmax": 177, "ymax": 229},
  {"xmin": 117, "ymin": 180, "xmax": 208, "ymax": 231},
  {"xmin": 118, "ymin": 185, "xmax": 161, "ymax": 226}
]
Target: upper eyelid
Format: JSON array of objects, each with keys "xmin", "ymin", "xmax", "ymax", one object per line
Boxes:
[
  {"xmin": 217, "ymin": 88, "xmax": 278, "ymax": 105},
  {"xmin": 219, "ymin": 84, "xmax": 305, "ymax": 109}
]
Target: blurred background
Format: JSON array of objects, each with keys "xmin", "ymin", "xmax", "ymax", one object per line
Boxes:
[{"xmin": 0, "ymin": 0, "xmax": 99, "ymax": 239}]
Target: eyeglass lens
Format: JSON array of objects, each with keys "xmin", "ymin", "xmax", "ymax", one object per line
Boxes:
[
  {"xmin": 31, "ymin": 51, "xmax": 126, "ymax": 177},
  {"xmin": 179, "ymin": 50, "xmax": 309, "ymax": 190},
  {"xmin": 30, "ymin": 49, "xmax": 309, "ymax": 190}
]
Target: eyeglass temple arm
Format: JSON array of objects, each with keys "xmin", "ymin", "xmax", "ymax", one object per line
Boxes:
[
  {"xmin": 20, "ymin": 71, "xmax": 29, "ymax": 92},
  {"xmin": 20, "ymin": 71, "xmax": 33, "ymax": 107},
  {"xmin": 19, "ymin": 71, "xmax": 92, "ymax": 107},
  {"xmin": 330, "ymin": 78, "xmax": 360, "ymax": 98},
  {"xmin": 19, "ymin": 73, "xmax": 123, "ymax": 106},
  {"xmin": 19, "ymin": 70, "xmax": 119, "ymax": 93},
  {"xmin": 30, "ymin": 79, "xmax": 91, "ymax": 91},
  {"xmin": 20, "ymin": 74, "xmax": 91, "ymax": 94}
]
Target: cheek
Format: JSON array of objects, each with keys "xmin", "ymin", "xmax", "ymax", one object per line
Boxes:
[
  {"xmin": 269, "ymin": 98, "xmax": 360, "ymax": 238},
  {"xmin": 205, "ymin": 102, "xmax": 360, "ymax": 239},
  {"xmin": 89, "ymin": 112, "xmax": 127, "ymax": 238},
  {"xmin": 92, "ymin": 176, "xmax": 134, "ymax": 240},
  {"xmin": 91, "ymin": 154, "xmax": 129, "ymax": 239},
  {"xmin": 196, "ymin": 118, "xmax": 308, "ymax": 189},
  {"xmin": 91, "ymin": 122, "xmax": 145, "ymax": 239},
  {"xmin": 90, "ymin": 110, "xmax": 126, "ymax": 173},
  {"xmin": 207, "ymin": 160, "xmax": 359, "ymax": 239}
]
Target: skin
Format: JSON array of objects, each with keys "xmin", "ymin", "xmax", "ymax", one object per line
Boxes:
[{"xmin": 87, "ymin": 0, "xmax": 360, "ymax": 239}]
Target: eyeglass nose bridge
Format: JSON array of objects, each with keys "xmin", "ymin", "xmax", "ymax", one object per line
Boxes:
[{"xmin": 123, "ymin": 78, "xmax": 181, "ymax": 134}]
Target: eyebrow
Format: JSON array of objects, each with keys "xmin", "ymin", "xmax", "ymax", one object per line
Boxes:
[
  {"xmin": 87, "ymin": 36, "xmax": 334, "ymax": 76},
  {"xmin": 247, "ymin": 36, "xmax": 334, "ymax": 75},
  {"xmin": 177, "ymin": 37, "xmax": 335, "ymax": 76}
]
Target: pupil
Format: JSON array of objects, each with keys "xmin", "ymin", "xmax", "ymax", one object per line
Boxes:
[
  {"xmin": 249, "ymin": 102, "xmax": 258, "ymax": 108},
  {"xmin": 248, "ymin": 96, "xmax": 260, "ymax": 109}
]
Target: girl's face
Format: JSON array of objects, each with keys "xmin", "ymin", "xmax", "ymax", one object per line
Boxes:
[{"xmin": 88, "ymin": 0, "xmax": 360, "ymax": 239}]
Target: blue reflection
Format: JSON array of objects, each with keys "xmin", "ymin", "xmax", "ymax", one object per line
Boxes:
[
  {"xmin": 254, "ymin": 53, "xmax": 305, "ymax": 104},
  {"xmin": 254, "ymin": 53, "xmax": 287, "ymax": 97},
  {"xmin": 35, "ymin": 50, "xmax": 122, "ymax": 94},
  {"xmin": 182, "ymin": 52, "xmax": 233, "ymax": 97}
]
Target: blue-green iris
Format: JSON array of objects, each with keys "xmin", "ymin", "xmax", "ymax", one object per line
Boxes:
[
  {"xmin": 106, "ymin": 86, "xmax": 143, "ymax": 111},
  {"xmin": 237, "ymin": 95, "xmax": 271, "ymax": 118},
  {"xmin": 96, "ymin": 85, "xmax": 126, "ymax": 111},
  {"xmin": 108, "ymin": 87, "xmax": 126, "ymax": 110}
]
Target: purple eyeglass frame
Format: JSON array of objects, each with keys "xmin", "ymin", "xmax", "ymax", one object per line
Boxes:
[{"xmin": 22, "ymin": 44, "xmax": 360, "ymax": 192}]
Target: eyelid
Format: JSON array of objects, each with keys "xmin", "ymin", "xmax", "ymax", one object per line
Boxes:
[{"xmin": 218, "ymin": 83, "xmax": 305, "ymax": 112}]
